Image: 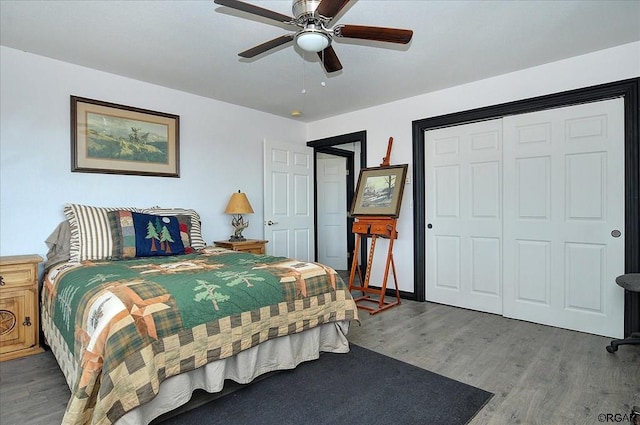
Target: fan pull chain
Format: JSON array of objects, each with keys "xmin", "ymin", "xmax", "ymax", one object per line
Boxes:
[
  {"xmin": 320, "ymin": 49, "xmax": 326, "ymax": 88},
  {"xmin": 301, "ymin": 51, "xmax": 307, "ymax": 95}
]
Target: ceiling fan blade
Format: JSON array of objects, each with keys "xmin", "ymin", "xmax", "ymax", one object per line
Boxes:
[
  {"xmin": 335, "ymin": 24, "xmax": 413, "ymax": 44},
  {"xmin": 214, "ymin": 0, "xmax": 293, "ymax": 23},
  {"xmin": 317, "ymin": 45, "xmax": 343, "ymax": 73},
  {"xmin": 239, "ymin": 34, "xmax": 294, "ymax": 58},
  {"xmin": 316, "ymin": 0, "xmax": 351, "ymax": 20}
]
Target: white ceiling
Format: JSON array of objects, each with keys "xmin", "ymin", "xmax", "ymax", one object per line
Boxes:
[{"xmin": 2, "ymin": 0, "xmax": 639, "ymax": 122}]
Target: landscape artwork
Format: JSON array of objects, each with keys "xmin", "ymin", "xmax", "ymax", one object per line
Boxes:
[
  {"xmin": 351, "ymin": 164, "xmax": 408, "ymax": 217},
  {"xmin": 86, "ymin": 112, "xmax": 169, "ymax": 164},
  {"xmin": 71, "ymin": 96, "xmax": 180, "ymax": 177},
  {"xmin": 360, "ymin": 174, "xmax": 397, "ymax": 208}
]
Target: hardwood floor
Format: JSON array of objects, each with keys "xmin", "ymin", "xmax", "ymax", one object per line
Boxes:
[
  {"xmin": 348, "ymin": 300, "xmax": 640, "ymax": 425},
  {"xmin": 1, "ymin": 299, "xmax": 638, "ymax": 425}
]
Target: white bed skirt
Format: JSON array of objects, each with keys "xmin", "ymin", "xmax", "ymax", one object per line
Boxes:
[
  {"xmin": 106, "ymin": 320, "xmax": 351, "ymax": 425},
  {"xmin": 44, "ymin": 313, "xmax": 350, "ymax": 424}
]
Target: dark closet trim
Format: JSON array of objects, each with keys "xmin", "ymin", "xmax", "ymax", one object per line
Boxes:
[
  {"xmin": 308, "ymin": 130, "xmax": 368, "ymax": 270},
  {"xmin": 412, "ymin": 78, "xmax": 640, "ymax": 336}
]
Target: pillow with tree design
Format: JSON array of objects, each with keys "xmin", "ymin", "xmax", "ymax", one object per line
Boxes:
[{"xmin": 108, "ymin": 211, "xmax": 188, "ymax": 259}]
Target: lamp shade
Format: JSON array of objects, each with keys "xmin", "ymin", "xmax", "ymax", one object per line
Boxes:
[
  {"xmin": 224, "ymin": 191, "xmax": 254, "ymax": 215},
  {"xmin": 296, "ymin": 30, "xmax": 330, "ymax": 53}
]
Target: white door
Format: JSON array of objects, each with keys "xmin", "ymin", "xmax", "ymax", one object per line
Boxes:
[
  {"xmin": 263, "ymin": 140, "xmax": 314, "ymax": 261},
  {"xmin": 502, "ymin": 99, "xmax": 625, "ymax": 338},
  {"xmin": 317, "ymin": 155, "xmax": 348, "ymax": 270},
  {"xmin": 425, "ymin": 119, "xmax": 503, "ymax": 314}
]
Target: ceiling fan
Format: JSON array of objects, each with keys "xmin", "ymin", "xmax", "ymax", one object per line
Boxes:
[{"xmin": 213, "ymin": 0, "xmax": 413, "ymax": 73}]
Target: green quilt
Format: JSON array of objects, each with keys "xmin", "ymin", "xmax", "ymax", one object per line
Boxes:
[{"xmin": 41, "ymin": 248, "xmax": 358, "ymax": 425}]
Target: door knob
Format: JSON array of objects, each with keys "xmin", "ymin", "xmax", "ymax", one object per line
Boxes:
[
  {"xmin": 427, "ymin": 223, "xmax": 433, "ymax": 229},
  {"xmin": 611, "ymin": 229, "xmax": 621, "ymax": 238},
  {"xmin": 266, "ymin": 220, "xmax": 279, "ymax": 226}
]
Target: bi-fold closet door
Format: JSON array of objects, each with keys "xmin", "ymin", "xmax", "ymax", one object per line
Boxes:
[{"xmin": 425, "ymin": 98, "xmax": 625, "ymax": 338}]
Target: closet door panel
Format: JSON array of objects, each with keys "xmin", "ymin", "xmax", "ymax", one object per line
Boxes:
[
  {"xmin": 425, "ymin": 119, "xmax": 503, "ymax": 314},
  {"xmin": 503, "ymin": 98, "xmax": 625, "ymax": 338}
]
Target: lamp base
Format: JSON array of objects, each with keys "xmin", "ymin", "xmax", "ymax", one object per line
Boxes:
[{"xmin": 229, "ymin": 214, "xmax": 249, "ymax": 242}]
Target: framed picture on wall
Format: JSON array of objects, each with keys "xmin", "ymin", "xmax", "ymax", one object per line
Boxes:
[
  {"xmin": 350, "ymin": 164, "xmax": 408, "ymax": 217},
  {"xmin": 71, "ymin": 96, "xmax": 180, "ymax": 177}
]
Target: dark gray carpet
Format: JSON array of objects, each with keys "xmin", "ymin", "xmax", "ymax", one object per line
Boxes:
[{"xmin": 158, "ymin": 344, "xmax": 493, "ymax": 425}]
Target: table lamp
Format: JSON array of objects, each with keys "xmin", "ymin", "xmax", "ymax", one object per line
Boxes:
[{"xmin": 224, "ymin": 190, "xmax": 254, "ymax": 241}]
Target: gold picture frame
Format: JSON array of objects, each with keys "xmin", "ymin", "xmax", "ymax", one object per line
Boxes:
[
  {"xmin": 71, "ymin": 96, "xmax": 180, "ymax": 177},
  {"xmin": 350, "ymin": 164, "xmax": 408, "ymax": 217}
]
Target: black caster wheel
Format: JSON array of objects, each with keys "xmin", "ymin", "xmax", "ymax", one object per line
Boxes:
[{"xmin": 606, "ymin": 344, "xmax": 617, "ymax": 353}]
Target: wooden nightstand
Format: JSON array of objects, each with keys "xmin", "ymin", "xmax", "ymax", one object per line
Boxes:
[
  {"xmin": 0, "ymin": 254, "xmax": 44, "ymax": 361},
  {"xmin": 214, "ymin": 240, "xmax": 268, "ymax": 254}
]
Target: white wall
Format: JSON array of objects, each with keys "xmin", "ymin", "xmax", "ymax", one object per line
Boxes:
[
  {"xmin": 3, "ymin": 42, "xmax": 639, "ymax": 292},
  {"xmin": 0, "ymin": 46, "xmax": 306, "ymax": 259},
  {"xmin": 307, "ymin": 41, "xmax": 640, "ymax": 294}
]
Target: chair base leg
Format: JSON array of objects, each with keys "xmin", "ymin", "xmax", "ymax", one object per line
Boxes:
[
  {"xmin": 632, "ymin": 405, "xmax": 640, "ymax": 425},
  {"xmin": 606, "ymin": 333, "xmax": 640, "ymax": 353}
]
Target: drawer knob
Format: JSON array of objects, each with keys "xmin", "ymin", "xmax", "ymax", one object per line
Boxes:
[
  {"xmin": 23, "ymin": 316, "xmax": 32, "ymax": 327},
  {"xmin": 0, "ymin": 275, "xmax": 4, "ymax": 286}
]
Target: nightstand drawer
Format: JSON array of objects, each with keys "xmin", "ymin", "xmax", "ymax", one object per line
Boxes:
[
  {"xmin": 214, "ymin": 240, "xmax": 268, "ymax": 254},
  {"xmin": 0, "ymin": 264, "xmax": 36, "ymax": 288},
  {"xmin": 242, "ymin": 245, "xmax": 266, "ymax": 254}
]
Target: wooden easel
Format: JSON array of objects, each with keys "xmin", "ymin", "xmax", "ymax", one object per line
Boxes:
[
  {"xmin": 348, "ymin": 137, "xmax": 401, "ymax": 314},
  {"xmin": 348, "ymin": 216, "xmax": 400, "ymax": 314}
]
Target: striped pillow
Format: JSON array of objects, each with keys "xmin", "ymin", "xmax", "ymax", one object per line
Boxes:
[
  {"xmin": 64, "ymin": 204, "xmax": 143, "ymax": 262},
  {"xmin": 142, "ymin": 207, "xmax": 206, "ymax": 250}
]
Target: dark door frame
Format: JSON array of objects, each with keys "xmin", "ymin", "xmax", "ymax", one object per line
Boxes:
[
  {"xmin": 412, "ymin": 78, "xmax": 639, "ymax": 335},
  {"xmin": 308, "ymin": 130, "xmax": 368, "ymax": 270}
]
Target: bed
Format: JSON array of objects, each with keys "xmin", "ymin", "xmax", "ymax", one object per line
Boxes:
[{"xmin": 41, "ymin": 204, "xmax": 359, "ymax": 425}]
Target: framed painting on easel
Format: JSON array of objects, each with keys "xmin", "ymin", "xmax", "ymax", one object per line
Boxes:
[{"xmin": 350, "ymin": 164, "xmax": 408, "ymax": 217}]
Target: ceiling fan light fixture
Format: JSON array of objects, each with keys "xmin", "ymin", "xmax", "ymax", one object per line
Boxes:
[
  {"xmin": 217, "ymin": 0, "xmax": 414, "ymax": 74},
  {"xmin": 295, "ymin": 30, "xmax": 330, "ymax": 52}
]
